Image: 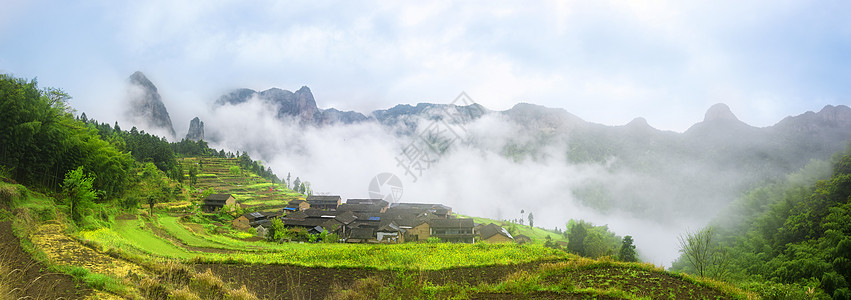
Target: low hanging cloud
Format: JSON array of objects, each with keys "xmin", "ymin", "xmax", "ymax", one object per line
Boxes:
[{"xmin": 199, "ymin": 97, "xmax": 717, "ymax": 266}]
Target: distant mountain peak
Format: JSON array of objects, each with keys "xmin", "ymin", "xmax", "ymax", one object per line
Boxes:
[
  {"xmin": 185, "ymin": 117, "xmax": 204, "ymax": 141},
  {"xmin": 126, "ymin": 71, "xmax": 176, "ymax": 139},
  {"xmin": 817, "ymin": 105, "xmax": 851, "ymax": 126},
  {"xmin": 215, "ymin": 85, "xmax": 366, "ymax": 126},
  {"xmin": 627, "ymin": 117, "xmax": 649, "ymax": 127},
  {"xmin": 704, "ymin": 103, "xmax": 739, "ymax": 122}
]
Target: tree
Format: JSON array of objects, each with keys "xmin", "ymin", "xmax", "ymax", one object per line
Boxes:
[
  {"xmin": 677, "ymin": 227, "xmax": 729, "ymax": 278},
  {"xmin": 229, "ymin": 165, "xmax": 241, "ymax": 176},
  {"xmin": 188, "ymin": 165, "xmax": 198, "ymax": 188},
  {"xmin": 299, "ymin": 182, "xmax": 306, "ymax": 194},
  {"xmin": 303, "ymin": 181, "xmax": 312, "ymax": 196},
  {"xmin": 286, "ymin": 172, "xmax": 291, "ymax": 189},
  {"xmin": 619, "ymin": 235, "xmax": 638, "ymax": 262},
  {"xmin": 62, "ymin": 166, "xmax": 98, "ymax": 222},
  {"xmin": 146, "ymin": 194, "xmax": 158, "ymax": 216},
  {"xmin": 567, "ymin": 220, "xmax": 588, "ymax": 256},
  {"xmin": 528, "ymin": 212, "xmax": 534, "ymax": 228},
  {"xmin": 293, "ymin": 177, "xmax": 301, "ymax": 193}
]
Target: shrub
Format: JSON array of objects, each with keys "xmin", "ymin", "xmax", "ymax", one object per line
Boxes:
[
  {"xmin": 170, "ymin": 286, "xmax": 201, "ymax": 300},
  {"xmin": 225, "ymin": 285, "xmax": 259, "ymax": 300},
  {"xmin": 190, "ymin": 269, "xmax": 224, "ymax": 299}
]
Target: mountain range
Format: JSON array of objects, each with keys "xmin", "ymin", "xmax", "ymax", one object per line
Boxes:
[{"xmin": 124, "ymin": 71, "xmax": 851, "ymax": 219}]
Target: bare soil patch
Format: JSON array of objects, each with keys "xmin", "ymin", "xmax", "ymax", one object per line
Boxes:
[
  {"xmin": 0, "ymin": 221, "xmax": 88, "ymax": 299},
  {"xmin": 195, "ymin": 262, "xmax": 547, "ymax": 300},
  {"xmin": 548, "ymin": 266, "xmax": 730, "ymax": 300}
]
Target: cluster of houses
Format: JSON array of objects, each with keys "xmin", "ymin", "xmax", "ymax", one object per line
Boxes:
[{"xmin": 202, "ymin": 194, "xmax": 524, "ymax": 244}]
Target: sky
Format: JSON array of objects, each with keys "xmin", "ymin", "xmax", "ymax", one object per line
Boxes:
[{"xmin": 2, "ymin": 0, "xmax": 851, "ymax": 132}]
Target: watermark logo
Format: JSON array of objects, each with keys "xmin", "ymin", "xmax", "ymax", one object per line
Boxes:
[
  {"xmin": 368, "ymin": 173, "xmax": 403, "ymax": 203},
  {"xmin": 369, "ymin": 92, "xmax": 482, "ymax": 201},
  {"xmin": 394, "ymin": 92, "xmax": 480, "ymax": 182}
]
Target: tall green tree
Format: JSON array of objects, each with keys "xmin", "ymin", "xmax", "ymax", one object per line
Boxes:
[
  {"xmin": 62, "ymin": 166, "xmax": 98, "ymax": 222},
  {"xmin": 1, "ymin": 75, "xmax": 132, "ymax": 197},
  {"xmin": 568, "ymin": 220, "xmax": 588, "ymax": 256},
  {"xmin": 293, "ymin": 177, "xmax": 301, "ymax": 193},
  {"xmin": 528, "ymin": 212, "xmax": 534, "ymax": 228},
  {"xmin": 188, "ymin": 165, "xmax": 198, "ymax": 188},
  {"xmin": 619, "ymin": 235, "xmax": 638, "ymax": 262}
]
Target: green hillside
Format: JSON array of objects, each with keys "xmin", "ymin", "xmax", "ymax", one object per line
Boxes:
[
  {"xmin": 0, "ymin": 74, "xmax": 752, "ymax": 299},
  {"xmin": 461, "ymin": 214, "xmax": 568, "ymax": 244},
  {"xmin": 178, "ymin": 157, "xmax": 303, "ymax": 210}
]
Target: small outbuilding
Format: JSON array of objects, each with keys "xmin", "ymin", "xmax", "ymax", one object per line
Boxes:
[
  {"xmin": 514, "ymin": 234, "xmax": 532, "ymax": 244},
  {"xmin": 478, "ymin": 223, "xmax": 514, "ymax": 243},
  {"xmin": 202, "ymin": 194, "xmax": 236, "ymax": 213},
  {"xmin": 306, "ymin": 195, "xmax": 342, "ymax": 210}
]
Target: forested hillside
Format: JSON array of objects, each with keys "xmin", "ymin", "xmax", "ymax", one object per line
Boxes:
[{"xmin": 672, "ymin": 150, "xmax": 851, "ymax": 299}]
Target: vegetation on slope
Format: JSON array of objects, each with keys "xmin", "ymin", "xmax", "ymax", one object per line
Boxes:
[
  {"xmin": 673, "ymin": 149, "xmax": 851, "ymax": 299},
  {"xmin": 0, "ymin": 73, "xmax": 752, "ymax": 299}
]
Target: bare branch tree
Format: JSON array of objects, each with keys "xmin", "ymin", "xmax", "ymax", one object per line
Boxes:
[{"xmin": 677, "ymin": 227, "xmax": 729, "ymax": 278}]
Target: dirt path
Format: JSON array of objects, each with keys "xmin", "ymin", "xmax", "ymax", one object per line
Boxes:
[
  {"xmin": 30, "ymin": 222, "xmax": 148, "ymax": 278},
  {"xmin": 0, "ymin": 221, "xmax": 88, "ymax": 299}
]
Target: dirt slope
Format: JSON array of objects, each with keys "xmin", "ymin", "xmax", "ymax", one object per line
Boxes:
[{"xmin": 0, "ymin": 221, "xmax": 88, "ymax": 299}]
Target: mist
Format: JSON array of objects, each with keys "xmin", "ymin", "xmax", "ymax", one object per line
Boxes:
[{"xmin": 188, "ymin": 96, "xmax": 736, "ymax": 266}]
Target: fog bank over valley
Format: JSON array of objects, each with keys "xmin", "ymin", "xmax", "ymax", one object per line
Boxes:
[{"xmin": 113, "ymin": 84, "xmax": 846, "ymax": 266}]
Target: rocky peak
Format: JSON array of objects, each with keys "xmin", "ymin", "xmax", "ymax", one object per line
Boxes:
[
  {"xmin": 215, "ymin": 86, "xmax": 367, "ymax": 125},
  {"xmin": 817, "ymin": 105, "xmax": 851, "ymax": 127},
  {"xmin": 129, "ymin": 71, "xmax": 157, "ymax": 92},
  {"xmin": 185, "ymin": 117, "xmax": 205, "ymax": 141},
  {"xmin": 126, "ymin": 71, "xmax": 176, "ymax": 139},
  {"xmin": 703, "ymin": 103, "xmax": 739, "ymax": 122}
]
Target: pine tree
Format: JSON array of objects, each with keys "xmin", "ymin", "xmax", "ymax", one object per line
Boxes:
[
  {"xmin": 293, "ymin": 177, "xmax": 301, "ymax": 193},
  {"xmin": 619, "ymin": 235, "xmax": 638, "ymax": 262},
  {"xmin": 568, "ymin": 221, "xmax": 588, "ymax": 256},
  {"xmin": 528, "ymin": 212, "xmax": 534, "ymax": 228}
]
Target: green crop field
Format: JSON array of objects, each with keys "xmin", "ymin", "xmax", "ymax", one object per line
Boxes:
[{"xmin": 79, "ymin": 216, "xmax": 570, "ymax": 270}]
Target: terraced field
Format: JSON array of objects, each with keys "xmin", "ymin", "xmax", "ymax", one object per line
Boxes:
[
  {"xmin": 179, "ymin": 157, "xmax": 303, "ymax": 210},
  {"xmin": 2, "ymin": 161, "xmax": 751, "ymax": 299}
]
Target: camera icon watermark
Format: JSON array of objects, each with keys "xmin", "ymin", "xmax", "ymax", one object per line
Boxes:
[{"xmin": 368, "ymin": 172, "xmax": 403, "ymax": 203}]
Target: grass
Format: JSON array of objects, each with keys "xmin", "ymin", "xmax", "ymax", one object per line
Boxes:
[
  {"xmin": 460, "ymin": 214, "xmax": 568, "ymax": 244},
  {"xmin": 102, "ymin": 219, "xmax": 196, "ymax": 259},
  {"xmin": 157, "ymin": 215, "xmax": 242, "ymax": 250},
  {"xmin": 191, "ymin": 242, "xmax": 569, "ymax": 270},
  {"xmin": 82, "ymin": 218, "xmax": 569, "ymax": 270},
  {"xmin": 3, "ymin": 165, "xmax": 761, "ymax": 300}
]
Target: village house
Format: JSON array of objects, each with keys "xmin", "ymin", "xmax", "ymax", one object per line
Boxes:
[
  {"xmin": 514, "ymin": 234, "xmax": 532, "ymax": 244},
  {"xmin": 396, "ymin": 218, "xmax": 430, "ymax": 242},
  {"xmin": 232, "ymin": 211, "xmax": 270, "ymax": 230},
  {"xmin": 346, "ymin": 228, "xmax": 377, "ymax": 243},
  {"xmin": 271, "ymin": 200, "xmax": 467, "ymax": 244},
  {"xmin": 478, "ymin": 223, "xmax": 514, "ymax": 243},
  {"xmin": 337, "ymin": 198, "xmax": 389, "ymax": 214},
  {"xmin": 388, "ymin": 203, "xmax": 453, "ymax": 218},
  {"xmin": 306, "ymin": 195, "xmax": 341, "ymax": 210},
  {"xmin": 201, "ymin": 194, "xmax": 236, "ymax": 213},
  {"xmin": 376, "ymin": 221, "xmax": 405, "ymax": 243},
  {"xmin": 283, "ymin": 199, "xmax": 310, "ymax": 212},
  {"xmin": 427, "ymin": 218, "xmax": 475, "ymax": 243}
]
